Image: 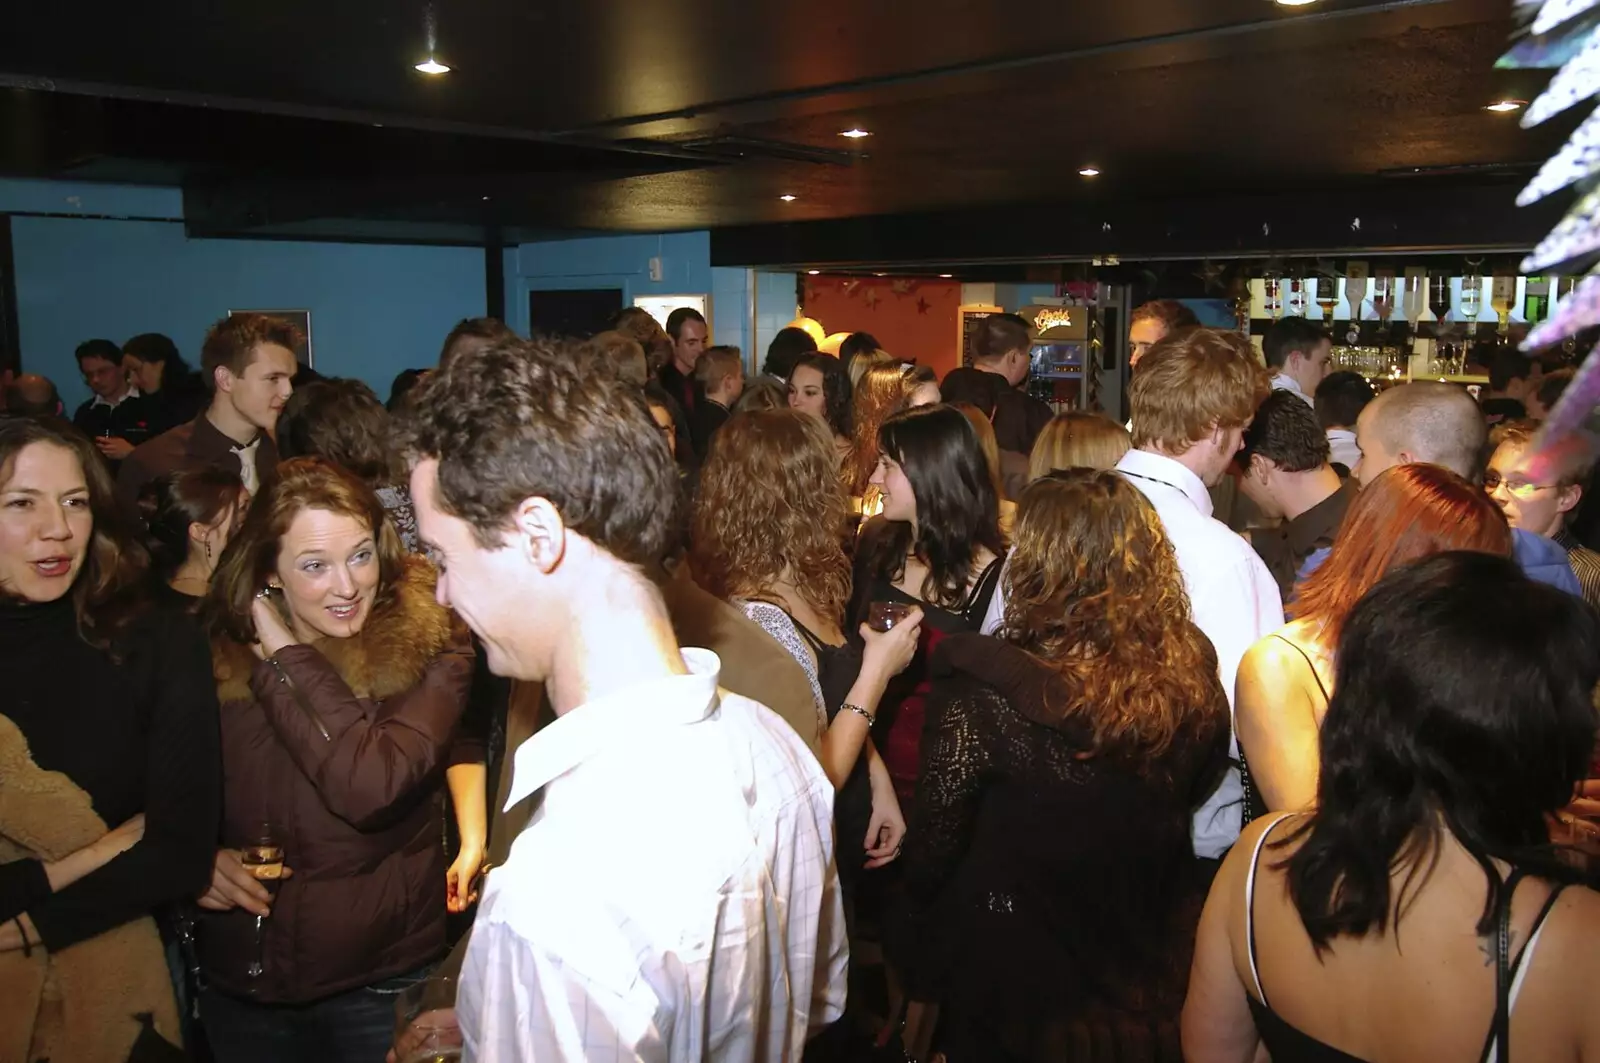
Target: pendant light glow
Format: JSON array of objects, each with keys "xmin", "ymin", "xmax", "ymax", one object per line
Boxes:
[
  {"xmin": 1078, "ymin": 166, "xmax": 1101, "ymax": 177},
  {"xmin": 415, "ymin": 57, "xmax": 450, "ymax": 74},
  {"xmin": 840, "ymin": 128, "xmax": 872, "ymax": 139},
  {"xmin": 780, "ymin": 194, "xmax": 797, "ymax": 202},
  {"xmin": 1485, "ymin": 99, "xmax": 1528, "ymax": 113}
]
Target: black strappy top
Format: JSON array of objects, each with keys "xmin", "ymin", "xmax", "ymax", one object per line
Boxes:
[
  {"xmin": 1243, "ymin": 814, "xmax": 1566, "ymax": 1063},
  {"xmin": 1240, "ymin": 635, "xmax": 1330, "ymax": 825}
]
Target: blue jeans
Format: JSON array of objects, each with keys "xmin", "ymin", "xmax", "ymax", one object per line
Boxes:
[{"xmin": 200, "ymin": 966, "xmax": 432, "ymax": 1063}]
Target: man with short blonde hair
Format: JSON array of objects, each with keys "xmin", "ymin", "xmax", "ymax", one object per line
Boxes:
[{"xmin": 1116, "ymin": 328, "xmax": 1280, "ymax": 858}]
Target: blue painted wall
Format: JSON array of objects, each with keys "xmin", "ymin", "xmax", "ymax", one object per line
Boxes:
[
  {"xmin": 505, "ymin": 230, "xmax": 756, "ymax": 367},
  {"xmin": 3, "ymin": 179, "xmax": 486, "ymax": 410}
]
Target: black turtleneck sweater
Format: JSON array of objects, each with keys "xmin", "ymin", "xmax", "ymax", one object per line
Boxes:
[{"xmin": 0, "ymin": 594, "xmax": 220, "ymax": 949}]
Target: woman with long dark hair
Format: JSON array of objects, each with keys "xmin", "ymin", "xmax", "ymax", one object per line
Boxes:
[
  {"xmin": 0, "ymin": 416, "xmax": 219, "ymax": 1061},
  {"xmin": 1185, "ymin": 552, "xmax": 1600, "ymax": 1062},
  {"xmin": 855, "ymin": 403, "xmax": 1006, "ymax": 805},
  {"xmin": 195, "ymin": 458, "xmax": 475, "ymax": 1061},
  {"xmin": 788, "ymin": 352, "xmax": 854, "ymax": 467},
  {"xmin": 1235, "ymin": 464, "xmax": 1511, "ymax": 817},
  {"xmin": 692, "ymin": 409, "xmax": 921, "ymax": 909},
  {"xmin": 122, "ymin": 332, "xmax": 206, "ymax": 434},
  {"xmin": 893, "ymin": 470, "xmax": 1229, "ymax": 1060},
  {"xmin": 136, "ymin": 466, "xmax": 246, "ymax": 606}
]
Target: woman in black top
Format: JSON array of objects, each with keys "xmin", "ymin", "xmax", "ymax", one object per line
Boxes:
[
  {"xmin": 136, "ymin": 465, "xmax": 247, "ymax": 606},
  {"xmin": 0, "ymin": 416, "xmax": 220, "ymax": 1061},
  {"xmin": 122, "ymin": 332, "xmax": 206, "ymax": 435},
  {"xmin": 895, "ymin": 471, "xmax": 1229, "ymax": 1062},
  {"xmin": 853, "ymin": 403, "xmax": 1007, "ymax": 806},
  {"xmin": 1186, "ymin": 553, "xmax": 1600, "ymax": 1063}
]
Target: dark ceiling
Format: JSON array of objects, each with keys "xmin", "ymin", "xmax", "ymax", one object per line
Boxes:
[{"xmin": 0, "ymin": 0, "xmax": 1568, "ymax": 262}]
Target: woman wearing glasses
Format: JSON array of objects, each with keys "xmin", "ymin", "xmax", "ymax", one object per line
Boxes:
[
  {"xmin": 1485, "ymin": 419, "xmax": 1600, "ymax": 609},
  {"xmin": 1234, "ymin": 464, "xmax": 1510, "ymax": 819}
]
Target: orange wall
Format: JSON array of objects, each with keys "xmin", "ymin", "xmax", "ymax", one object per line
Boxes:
[{"xmin": 802, "ymin": 276, "xmax": 964, "ymax": 378}]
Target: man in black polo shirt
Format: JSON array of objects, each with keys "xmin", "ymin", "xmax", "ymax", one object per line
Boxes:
[
  {"xmin": 71, "ymin": 338, "xmax": 157, "ymax": 467},
  {"xmin": 1236, "ymin": 390, "xmax": 1356, "ymax": 604},
  {"xmin": 941, "ymin": 312, "xmax": 1052, "ymax": 457}
]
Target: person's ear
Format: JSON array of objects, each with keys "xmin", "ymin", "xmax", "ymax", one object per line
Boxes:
[
  {"xmin": 515, "ymin": 497, "xmax": 567, "ymax": 575},
  {"xmin": 187, "ymin": 521, "xmax": 209, "ymax": 547},
  {"xmin": 1558, "ymin": 482, "xmax": 1583, "ymax": 518},
  {"xmin": 214, "ymin": 364, "xmax": 235, "ymax": 395}
]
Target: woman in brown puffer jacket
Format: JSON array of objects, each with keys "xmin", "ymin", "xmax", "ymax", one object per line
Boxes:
[{"xmin": 194, "ymin": 458, "xmax": 475, "ymax": 1063}]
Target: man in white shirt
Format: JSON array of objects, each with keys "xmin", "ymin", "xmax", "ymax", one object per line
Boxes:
[
  {"xmin": 402, "ymin": 337, "xmax": 847, "ymax": 1062},
  {"xmin": 991, "ymin": 328, "xmax": 1281, "ymax": 858},
  {"xmin": 1262, "ymin": 316, "xmax": 1332, "ymax": 407},
  {"xmin": 1313, "ymin": 370, "xmax": 1375, "ymax": 473}
]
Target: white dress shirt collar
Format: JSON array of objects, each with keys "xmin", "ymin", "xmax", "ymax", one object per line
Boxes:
[
  {"xmin": 91, "ymin": 385, "xmax": 140, "ymax": 409},
  {"xmin": 1270, "ymin": 372, "xmax": 1314, "ymax": 406},
  {"xmin": 505, "ymin": 647, "xmax": 721, "ymax": 810},
  {"xmin": 1116, "ymin": 448, "xmax": 1213, "ymax": 517}
]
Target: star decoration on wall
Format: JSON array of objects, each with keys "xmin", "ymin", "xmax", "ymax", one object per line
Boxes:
[
  {"xmin": 864, "ymin": 288, "xmax": 881, "ymax": 309},
  {"xmin": 916, "ymin": 296, "xmax": 930, "ymax": 314},
  {"xmin": 891, "ymin": 279, "xmax": 914, "ymax": 296}
]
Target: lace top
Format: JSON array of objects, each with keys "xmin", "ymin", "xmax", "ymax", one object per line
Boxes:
[{"xmin": 376, "ymin": 485, "xmax": 420, "ymax": 554}]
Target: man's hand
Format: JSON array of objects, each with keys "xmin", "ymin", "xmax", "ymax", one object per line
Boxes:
[{"xmin": 95, "ymin": 436, "xmax": 135, "ymax": 461}]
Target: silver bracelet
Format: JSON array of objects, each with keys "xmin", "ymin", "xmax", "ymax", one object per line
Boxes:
[{"xmin": 841, "ymin": 702, "xmax": 875, "ymax": 726}]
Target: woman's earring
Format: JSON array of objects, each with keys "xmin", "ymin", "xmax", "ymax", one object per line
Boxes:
[{"xmin": 205, "ymin": 541, "xmax": 212, "ymax": 561}]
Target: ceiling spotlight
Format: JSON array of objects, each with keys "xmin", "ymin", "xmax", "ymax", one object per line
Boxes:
[
  {"xmin": 840, "ymin": 128, "xmax": 872, "ymax": 139},
  {"xmin": 415, "ymin": 57, "xmax": 450, "ymax": 75},
  {"xmin": 807, "ymin": 270, "xmax": 820, "ymax": 275},
  {"xmin": 939, "ymin": 274, "xmax": 954, "ymax": 278},
  {"xmin": 1078, "ymin": 167, "xmax": 1101, "ymax": 177},
  {"xmin": 1274, "ymin": 0, "xmax": 1320, "ymax": 6},
  {"xmin": 779, "ymin": 194, "xmax": 797, "ymax": 202},
  {"xmin": 1485, "ymin": 99, "xmax": 1527, "ymax": 113}
]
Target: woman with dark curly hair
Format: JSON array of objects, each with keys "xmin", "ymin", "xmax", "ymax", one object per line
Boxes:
[
  {"xmin": 853, "ymin": 404, "xmax": 1007, "ymax": 806},
  {"xmin": 787, "ymin": 352, "xmax": 854, "ymax": 467},
  {"xmin": 691, "ymin": 409, "xmax": 921, "ymax": 908},
  {"xmin": 892, "ymin": 469, "xmax": 1230, "ymax": 1062}
]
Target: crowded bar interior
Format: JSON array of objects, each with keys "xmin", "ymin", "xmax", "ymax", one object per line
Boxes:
[{"xmin": 6, "ymin": 0, "xmax": 1600, "ymax": 1061}]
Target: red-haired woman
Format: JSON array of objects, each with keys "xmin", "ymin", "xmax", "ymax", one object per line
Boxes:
[
  {"xmin": 893, "ymin": 469, "xmax": 1230, "ymax": 1060},
  {"xmin": 196, "ymin": 457, "xmax": 475, "ymax": 1061},
  {"xmin": 1235, "ymin": 463, "xmax": 1512, "ymax": 817}
]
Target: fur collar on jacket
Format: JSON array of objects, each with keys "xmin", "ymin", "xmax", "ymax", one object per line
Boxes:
[{"xmin": 213, "ymin": 554, "xmax": 456, "ymax": 704}]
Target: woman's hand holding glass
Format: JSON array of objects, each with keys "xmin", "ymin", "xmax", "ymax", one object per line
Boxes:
[{"xmin": 197, "ymin": 848, "xmax": 295, "ymax": 918}]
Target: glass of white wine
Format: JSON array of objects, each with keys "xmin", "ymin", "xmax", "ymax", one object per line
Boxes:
[
  {"xmin": 394, "ymin": 975, "xmax": 461, "ymax": 1063},
  {"xmin": 240, "ymin": 822, "xmax": 284, "ymax": 978}
]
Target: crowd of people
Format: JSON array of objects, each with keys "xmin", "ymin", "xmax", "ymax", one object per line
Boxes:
[{"xmin": 1, "ymin": 298, "xmax": 1599, "ymax": 1063}]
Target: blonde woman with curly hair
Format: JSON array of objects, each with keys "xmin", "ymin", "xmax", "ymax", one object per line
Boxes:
[
  {"xmin": 889, "ymin": 469, "xmax": 1230, "ymax": 1061},
  {"xmin": 691, "ymin": 409, "xmax": 922, "ymax": 910}
]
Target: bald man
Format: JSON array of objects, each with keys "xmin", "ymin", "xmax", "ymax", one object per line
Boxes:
[
  {"xmin": 3, "ymin": 374, "xmax": 64, "ymax": 418},
  {"xmin": 1324, "ymin": 381, "xmax": 1582, "ymax": 594}
]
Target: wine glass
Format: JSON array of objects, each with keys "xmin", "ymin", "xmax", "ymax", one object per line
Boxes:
[
  {"xmin": 394, "ymin": 975, "xmax": 462, "ymax": 1063},
  {"xmin": 240, "ymin": 822, "xmax": 284, "ymax": 978}
]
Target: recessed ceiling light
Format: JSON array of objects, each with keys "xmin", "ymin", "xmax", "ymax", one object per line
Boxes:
[
  {"xmin": 939, "ymin": 274, "xmax": 954, "ymax": 278},
  {"xmin": 1274, "ymin": 0, "xmax": 1319, "ymax": 6},
  {"xmin": 875, "ymin": 272, "xmax": 887, "ymax": 277},
  {"xmin": 807, "ymin": 270, "xmax": 820, "ymax": 275},
  {"xmin": 1078, "ymin": 167, "xmax": 1101, "ymax": 177},
  {"xmin": 414, "ymin": 57, "xmax": 450, "ymax": 75},
  {"xmin": 840, "ymin": 128, "xmax": 872, "ymax": 139},
  {"xmin": 1485, "ymin": 99, "xmax": 1527, "ymax": 113},
  {"xmin": 779, "ymin": 194, "xmax": 797, "ymax": 202}
]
